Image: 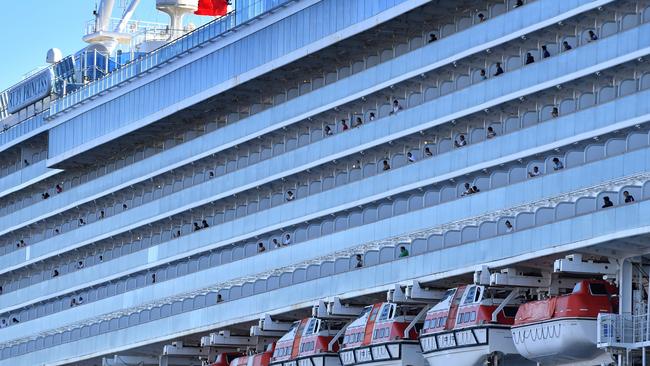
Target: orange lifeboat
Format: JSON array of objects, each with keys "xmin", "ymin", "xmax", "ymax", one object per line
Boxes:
[
  {"xmin": 419, "ymin": 285, "xmax": 532, "ymax": 366},
  {"xmin": 230, "ymin": 343, "xmax": 276, "ymax": 366},
  {"xmin": 270, "ymin": 317, "xmax": 341, "ymax": 366},
  {"xmin": 210, "ymin": 352, "xmax": 245, "ymax": 366},
  {"xmin": 511, "ymin": 280, "xmax": 618, "ymax": 365},
  {"xmin": 339, "ymin": 302, "xmax": 424, "ymax": 366}
]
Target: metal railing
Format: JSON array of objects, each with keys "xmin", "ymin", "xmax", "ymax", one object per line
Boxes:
[
  {"xmin": 84, "ymin": 17, "xmax": 169, "ymax": 36},
  {"xmin": 48, "ymin": 0, "xmax": 296, "ymax": 117},
  {"xmin": 598, "ymin": 313, "xmax": 650, "ymax": 348}
]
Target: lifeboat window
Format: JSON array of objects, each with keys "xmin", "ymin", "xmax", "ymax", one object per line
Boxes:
[
  {"xmin": 227, "ymin": 355, "xmax": 239, "ymax": 363},
  {"xmin": 305, "ymin": 319, "xmax": 318, "ymax": 335},
  {"xmin": 470, "ymin": 312, "xmax": 476, "ymax": 322},
  {"xmin": 439, "ymin": 289, "xmax": 456, "ymax": 305},
  {"xmin": 300, "ymin": 341, "xmax": 315, "ymax": 352},
  {"xmin": 572, "ymin": 282, "xmax": 583, "ymax": 294},
  {"xmin": 359, "ymin": 306, "xmax": 372, "ymax": 319},
  {"xmin": 373, "ymin": 327, "xmax": 389, "ymax": 339},
  {"xmin": 463, "ymin": 287, "xmax": 477, "ymax": 305},
  {"xmin": 502, "ymin": 307, "xmax": 518, "ymax": 317},
  {"xmin": 437, "ymin": 317, "xmax": 443, "ymax": 327},
  {"xmin": 379, "ymin": 304, "xmax": 396, "ymax": 321},
  {"xmin": 474, "ymin": 287, "xmax": 483, "ymax": 303},
  {"xmin": 589, "ymin": 283, "xmax": 609, "ymax": 296}
]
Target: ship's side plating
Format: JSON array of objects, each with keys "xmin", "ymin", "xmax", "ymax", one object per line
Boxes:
[{"xmin": 2, "ymin": 0, "xmax": 650, "ymax": 365}]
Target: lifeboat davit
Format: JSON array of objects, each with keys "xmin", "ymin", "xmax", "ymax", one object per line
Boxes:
[
  {"xmin": 339, "ymin": 302, "xmax": 424, "ymax": 366},
  {"xmin": 270, "ymin": 317, "xmax": 341, "ymax": 366},
  {"xmin": 511, "ymin": 280, "xmax": 618, "ymax": 365},
  {"xmin": 419, "ymin": 285, "xmax": 533, "ymax": 366},
  {"xmin": 230, "ymin": 343, "xmax": 275, "ymax": 366}
]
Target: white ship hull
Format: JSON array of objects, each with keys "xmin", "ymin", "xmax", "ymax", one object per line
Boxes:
[
  {"xmin": 339, "ymin": 342, "xmax": 424, "ymax": 366},
  {"xmin": 511, "ymin": 318, "xmax": 612, "ymax": 365},
  {"xmin": 420, "ymin": 326, "xmax": 533, "ymax": 366}
]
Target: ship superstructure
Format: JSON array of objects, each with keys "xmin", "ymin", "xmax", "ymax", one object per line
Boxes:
[{"xmin": 3, "ymin": 0, "xmax": 650, "ymax": 365}]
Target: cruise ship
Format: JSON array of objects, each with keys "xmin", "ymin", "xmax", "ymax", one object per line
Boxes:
[{"xmin": 3, "ymin": 0, "xmax": 650, "ymax": 365}]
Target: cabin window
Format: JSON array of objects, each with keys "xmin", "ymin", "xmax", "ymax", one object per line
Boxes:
[
  {"xmin": 463, "ymin": 287, "xmax": 477, "ymax": 305},
  {"xmin": 470, "ymin": 312, "xmax": 476, "ymax": 322},
  {"xmin": 589, "ymin": 283, "xmax": 609, "ymax": 296}
]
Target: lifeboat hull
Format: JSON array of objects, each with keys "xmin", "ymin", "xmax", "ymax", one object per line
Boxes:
[
  {"xmin": 339, "ymin": 341, "xmax": 424, "ymax": 366},
  {"xmin": 271, "ymin": 354, "xmax": 341, "ymax": 366},
  {"xmin": 511, "ymin": 318, "xmax": 612, "ymax": 365},
  {"xmin": 420, "ymin": 326, "xmax": 533, "ymax": 366}
]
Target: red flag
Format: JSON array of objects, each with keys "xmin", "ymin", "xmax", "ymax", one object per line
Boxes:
[{"xmin": 195, "ymin": 0, "xmax": 228, "ymax": 16}]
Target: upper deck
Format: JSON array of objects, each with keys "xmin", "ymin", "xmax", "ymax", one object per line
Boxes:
[{"xmin": 0, "ymin": 0, "xmax": 298, "ymax": 152}]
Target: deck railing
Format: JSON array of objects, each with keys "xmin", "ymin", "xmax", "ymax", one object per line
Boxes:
[{"xmin": 598, "ymin": 313, "xmax": 650, "ymax": 349}]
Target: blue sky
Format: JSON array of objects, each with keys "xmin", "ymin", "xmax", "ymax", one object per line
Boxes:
[{"xmin": 0, "ymin": 0, "xmax": 211, "ymax": 91}]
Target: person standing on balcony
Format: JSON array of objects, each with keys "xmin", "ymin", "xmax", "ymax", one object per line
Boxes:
[
  {"xmin": 525, "ymin": 52, "xmax": 535, "ymax": 65},
  {"xmin": 623, "ymin": 191, "xmax": 635, "ymax": 203},
  {"xmin": 399, "ymin": 246, "xmax": 409, "ymax": 257},
  {"xmin": 389, "ymin": 100, "xmax": 403, "ymax": 115}
]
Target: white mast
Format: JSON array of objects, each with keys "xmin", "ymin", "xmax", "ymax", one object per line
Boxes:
[
  {"xmin": 83, "ymin": 0, "xmax": 142, "ymax": 53},
  {"xmin": 115, "ymin": 0, "xmax": 142, "ymax": 33}
]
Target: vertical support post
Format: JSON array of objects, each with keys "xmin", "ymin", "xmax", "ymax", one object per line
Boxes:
[
  {"xmin": 646, "ymin": 266, "xmax": 650, "ymax": 343},
  {"xmin": 620, "ymin": 259, "xmax": 633, "ymax": 315},
  {"xmin": 618, "ymin": 258, "xmax": 634, "ymax": 366},
  {"xmin": 642, "ymin": 346, "xmax": 646, "ymax": 366}
]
